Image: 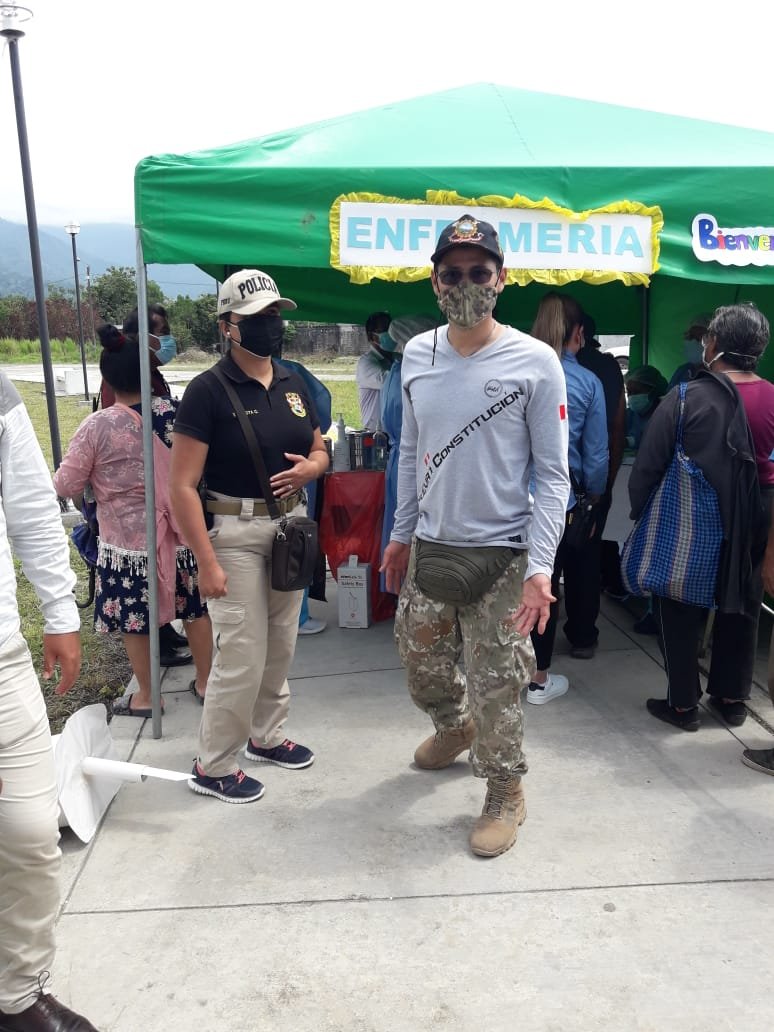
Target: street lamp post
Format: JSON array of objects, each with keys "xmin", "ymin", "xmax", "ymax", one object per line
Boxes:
[
  {"xmin": 1, "ymin": 1, "xmax": 63, "ymax": 467},
  {"xmin": 85, "ymin": 264, "xmax": 97, "ymax": 348},
  {"xmin": 65, "ymin": 221, "xmax": 90, "ymax": 402}
]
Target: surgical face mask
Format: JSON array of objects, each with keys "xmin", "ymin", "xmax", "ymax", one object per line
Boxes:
[
  {"xmin": 627, "ymin": 393, "xmax": 652, "ymax": 415},
  {"xmin": 682, "ymin": 337, "xmax": 703, "ymax": 365},
  {"xmin": 155, "ymin": 334, "xmax": 177, "ymax": 365},
  {"xmin": 437, "ymin": 282, "xmax": 497, "ymax": 328},
  {"xmin": 231, "ymin": 314, "xmax": 284, "ymax": 357}
]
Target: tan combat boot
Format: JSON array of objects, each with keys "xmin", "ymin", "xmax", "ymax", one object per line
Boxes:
[
  {"xmin": 414, "ymin": 717, "xmax": 475, "ymax": 769},
  {"xmin": 469, "ymin": 776, "xmax": 526, "ymax": 857}
]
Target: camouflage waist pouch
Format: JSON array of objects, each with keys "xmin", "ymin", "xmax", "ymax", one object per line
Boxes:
[{"xmin": 413, "ymin": 539, "xmax": 518, "ymax": 606}]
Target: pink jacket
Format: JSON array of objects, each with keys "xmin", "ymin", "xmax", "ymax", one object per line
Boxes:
[{"xmin": 53, "ymin": 402, "xmax": 183, "ymax": 624}]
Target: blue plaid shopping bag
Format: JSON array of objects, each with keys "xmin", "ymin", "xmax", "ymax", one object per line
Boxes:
[{"xmin": 621, "ymin": 382, "xmax": 723, "ymax": 608}]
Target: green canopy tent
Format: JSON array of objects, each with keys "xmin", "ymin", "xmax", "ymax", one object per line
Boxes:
[{"xmin": 135, "ymin": 82, "xmax": 774, "ymax": 379}]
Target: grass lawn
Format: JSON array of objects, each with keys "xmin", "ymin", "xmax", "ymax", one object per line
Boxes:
[{"xmin": 10, "ymin": 356, "xmax": 363, "ymax": 730}]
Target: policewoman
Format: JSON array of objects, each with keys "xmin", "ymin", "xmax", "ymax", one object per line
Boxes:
[{"xmin": 171, "ymin": 270, "xmax": 329, "ymax": 804}]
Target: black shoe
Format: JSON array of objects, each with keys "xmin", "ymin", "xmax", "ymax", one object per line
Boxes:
[
  {"xmin": 741, "ymin": 748, "xmax": 774, "ymax": 776},
  {"xmin": 646, "ymin": 698, "xmax": 700, "ymax": 732},
  {"xmin": 633, "ymin": 612, "xmax": 659, "ymax": 635},
  {"xmin": 569, "ymin": 643, "xmax": 596, "ymax": 660},
  {"xmin": 159, "ymin": 647, "xmax": 193, "ymax": 667},
  {"xmin": 0, "ymin": 992, "xmax": 99, "ymax": 1030},
  {"xmin": 159, "ymin": 623, "xmax": 188, "ymax": 649},
  {"xmin": 708, "ymin": 697, "xmax": 747, "ymax": 727}
]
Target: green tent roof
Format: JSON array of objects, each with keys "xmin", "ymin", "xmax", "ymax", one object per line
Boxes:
[{"xmin": 135, "ymin": 82, "xmax": 774, "ymax": 324}]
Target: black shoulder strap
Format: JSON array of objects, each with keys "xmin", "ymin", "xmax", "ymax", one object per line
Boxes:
[
  {"xmin": 569, "ymin": 469, "xmax": 585, "ymax": 497},
  {"xmin": 210, "ymin": 364, "xmax": 280, "ymax": 520}
]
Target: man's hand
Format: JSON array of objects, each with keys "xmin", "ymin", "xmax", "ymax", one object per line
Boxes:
[
  {"xmin": 512, "ymin": 574, "xmax": 555, "ymax": 636},
  {"xmin": 198, "ymin": 559, "xmax": 228, "ymax": 599},
  {"xmin": 42, "ymin": 631, "xmax": 82, "ymax": 695},
  {"xmin": 379, "ymin": 541, "xmax": 411, "ymax": 595}
]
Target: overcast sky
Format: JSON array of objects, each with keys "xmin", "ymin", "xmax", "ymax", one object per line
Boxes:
[{"xmin": 1, "ymin": 0, "xmax": 773, "ymax": 226}]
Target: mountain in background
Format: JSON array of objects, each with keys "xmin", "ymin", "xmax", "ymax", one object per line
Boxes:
[{"xmin": 0, "ymin": 219, "xmax": 215, "ymax": 299}]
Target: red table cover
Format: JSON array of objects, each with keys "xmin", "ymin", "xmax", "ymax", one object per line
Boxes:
[{"xmin": 319, "ymin": 472, "xmax": 396, "ymax": 622}]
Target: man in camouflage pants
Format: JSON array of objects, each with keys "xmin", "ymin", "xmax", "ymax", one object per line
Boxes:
[{"xmin": 381, "ymin": 215, "xmax": 570, "ymax": 857}]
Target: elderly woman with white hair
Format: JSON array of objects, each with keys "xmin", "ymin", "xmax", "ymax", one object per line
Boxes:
[{"xmin": 379, "ymin": 315, "xmax": 438, "ymax": 581}]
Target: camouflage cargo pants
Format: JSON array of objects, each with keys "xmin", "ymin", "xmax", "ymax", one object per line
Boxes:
[{"xmin": 394, "ymin": 542, "xmax": 535, "ymax": 779}]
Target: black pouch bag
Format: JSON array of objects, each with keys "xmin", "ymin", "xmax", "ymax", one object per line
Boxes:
[
  {"xmin": 563, "ymin": 472, "xmax": 598, "ymax": 552},
  {"xmin": 413, "ymin": 539, "xmax": 517, "ymax": 606},
  {"xmin": 271, "ymin": 515, "xmax": 319, "ymax": 592}
]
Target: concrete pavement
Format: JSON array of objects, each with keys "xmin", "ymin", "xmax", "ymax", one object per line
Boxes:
[{"xmin": 53, "ymin": 585, "xmax": 774, "ymax": 1032}]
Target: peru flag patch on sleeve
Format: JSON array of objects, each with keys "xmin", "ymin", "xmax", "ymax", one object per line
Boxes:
[{"xmin": 559, "ymin": 404, "xmax": 567, "ymax": 421}]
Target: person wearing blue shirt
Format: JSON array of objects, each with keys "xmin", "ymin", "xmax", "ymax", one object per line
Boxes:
[
  {"xmin": 667, "ymin": 313, "xmax": 710, "ymax": 390},
  {"xmin": 528, "ymin": 293, "xmax": 609, "ymax": 705},
  {"xmin": 378, "ymin": 315, "xmax": 437, "ymax": 589},
  {"xmin": 624, "ymin": 365, "xmax": 668, "ymax": 450},
  {"xmin": 275, "ymin": 349, "xmax": 332, "ymax": 635}
]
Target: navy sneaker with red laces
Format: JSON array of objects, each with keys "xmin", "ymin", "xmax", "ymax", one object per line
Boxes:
[
  {"xmin": 244, "ymin": 738, "xmax": 315, "ymax": 769},
  {"xmin": 188, "ymin": 761, "xmax": 265, "ymax": 803}
]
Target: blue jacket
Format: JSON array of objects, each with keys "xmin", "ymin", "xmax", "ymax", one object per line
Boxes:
[
  {"xmin": 276, "ymin": 359, "xmax": 332, "ymax": 433},
  {"xmin": 276, "ymin": 359, "xmax": 331, "ymax": 521},
  {"xmin": 561, "ymin": 351, "xmax": 609, "ymax": 503}
]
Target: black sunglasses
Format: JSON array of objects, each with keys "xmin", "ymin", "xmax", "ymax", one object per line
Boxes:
[{"xmin": 437, "ymin": 266, "xmax": 498, "ymax": 287}]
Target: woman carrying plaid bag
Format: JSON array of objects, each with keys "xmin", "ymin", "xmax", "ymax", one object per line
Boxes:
[{"xmin": 628, "ymin": 303, "xmax": 774, "ymax": 732}]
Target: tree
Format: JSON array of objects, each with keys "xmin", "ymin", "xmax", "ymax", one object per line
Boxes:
[
  {"xmin": 167, "ymin": 293, "xmax": 219, "ymax": 350},
  {"xmin": 0, "ymin": 294, "xmax": 31, "ymax": 339},
  {"xmin": 89, "ymin": 266, "xmax": 164, "ymax": 325}
]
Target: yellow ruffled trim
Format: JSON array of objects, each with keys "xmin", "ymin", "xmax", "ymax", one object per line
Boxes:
[{"xmin": 329, "ymin": 189, "xmax": 663, "ymax": 287}]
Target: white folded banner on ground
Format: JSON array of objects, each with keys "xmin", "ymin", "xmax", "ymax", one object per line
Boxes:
[{"xmin": 52, "ymin": 703, "xmax": 189, "ymax": 843}]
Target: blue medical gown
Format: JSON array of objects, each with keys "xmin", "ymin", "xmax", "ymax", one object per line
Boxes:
[{"xmin": 276, "ymin": 359, "xmax": 332, "ymax": 520}]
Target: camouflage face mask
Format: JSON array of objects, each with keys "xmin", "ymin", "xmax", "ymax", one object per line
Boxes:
[{"xmin": 437, "ymin": 282, "xmax": 498, "ymax": 328}]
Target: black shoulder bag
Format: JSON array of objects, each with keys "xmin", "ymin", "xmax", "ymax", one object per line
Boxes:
[
  {"xmin": 563, "ymin": 471, "xmax": 599, "ymax": 552},
  {"xmin": 211, "ymin": 366, "xmax": 319, "ymax": 592}
]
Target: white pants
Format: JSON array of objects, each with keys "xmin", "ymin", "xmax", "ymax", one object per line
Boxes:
[
  {"xmin": 198, "ymin": 504, "xmax": 304, "ymax": 776},
  {"xmin": 0, "ymin": 632, "xmax": 61, "ymax": 1014}
]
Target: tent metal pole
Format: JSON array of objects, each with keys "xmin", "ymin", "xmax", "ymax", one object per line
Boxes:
[
  {"xmin": 136, "ymin": 230, "xmax": 162, "ymax": 739},
  {"xmin": 640, "ymin": 284, "xmax": 651, "ymax": 365}
]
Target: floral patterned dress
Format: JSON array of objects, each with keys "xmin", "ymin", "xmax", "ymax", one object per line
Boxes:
[{"xmin": 53, "ymin": 396, "xmax": 206, "ymax": 635}]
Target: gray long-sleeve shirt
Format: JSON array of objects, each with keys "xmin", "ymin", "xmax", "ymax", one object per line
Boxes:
[{"xmin": 391, "ymin": 325, "xmax": 570, "ymax": 581}]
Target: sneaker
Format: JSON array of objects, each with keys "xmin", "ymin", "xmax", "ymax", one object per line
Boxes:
[
  {"xmin": 188, "ymin": 761, "xmax": 265, "ymax": 803},
  {"xmin": 526, "ymin": 673, "xmax": 569, "ymax": 706},
  {"xmin": 297, "ymin": 617, "xmax": 327, "ymax": 636},
  {"xmin": 646, "ymin": 698, "xmax": 700, "ymax": 732},
  {"xmin": 708, "ymin": 696, "xmax": 747, "ymax": 727},
  {"xmin": 741, "ymin": 747, "xmax": 774, "ymax": 776},
  {"xmin": 244, "ymin": 738, "xmax": 315, "ymax": 769}
]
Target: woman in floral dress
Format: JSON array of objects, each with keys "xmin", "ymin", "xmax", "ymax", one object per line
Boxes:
[{"xmin": 54, "ymin": 325, "xmax": 211, "ymax": 716}]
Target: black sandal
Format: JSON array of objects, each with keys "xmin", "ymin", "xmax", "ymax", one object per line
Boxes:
[{"xmin": 189, "ymin": 679, "xmax": 205, "ymax": 706}]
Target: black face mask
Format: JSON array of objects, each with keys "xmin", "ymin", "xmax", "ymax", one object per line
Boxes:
[{"xmin": 233, "ymin": 315, "xmax": 284, "ymax": 357}]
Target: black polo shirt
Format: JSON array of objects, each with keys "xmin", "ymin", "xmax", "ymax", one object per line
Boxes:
[
  {"xmin": 577, "ymin": 345, "xmax": 624, "ymax": 433},
  {"xmin": 174, "ymin": 355, "xmax": 320, "ymax": 498}
]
